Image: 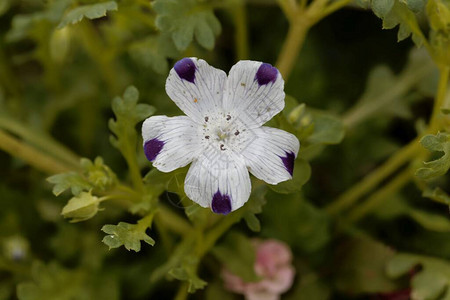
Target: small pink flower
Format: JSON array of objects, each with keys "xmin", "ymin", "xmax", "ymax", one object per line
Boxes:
[{"xmin": 222, "ymin": 239, "xmax": 295, "ymax": 300}]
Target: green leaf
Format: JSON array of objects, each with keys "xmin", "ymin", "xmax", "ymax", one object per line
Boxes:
[
  {"xmin": 109, "ymin": 86, "xmax": 155, "ymax": 158},
  {"xmin": 212, "ymin": 232, "xmax": 259, "ymax": 282},
  {"xmin": 379, "ymin": 0, "xmax": 425, "ymax": 45},
  {"xmin": 307, "ymin": 110, "xmax": 345, "ymax": 145},
  {"xmin": 129, "ymin": 34, "xmax": 179, "ymax": 75},
  {"xmin": 334, "ymin": 238, "xmax": 399, "ymax": 294},
  {"xmin": 242, "ymin": 183, "xmax": 266, "ymax": 232},
  {"xmin": 387, "ymin": 253, "xmax": 450, "ymax": 300},
  {"xmin": 101, "ymin": 215, "xmax": 155, "ymax": 252},
  {"xmin": 168, "ymin": 255, "xmax": 207, "ymax": 293},
  {"xmin": 153, "ymin": 0, "xmax": 221, "ymax": 51},
  {"xmin": 57, "ymin": 1, "xmax": 118, "ymax": 29},
  {"xmin": 372, "ymin": 0, "xmax": 395, "ymax": 18},
  {"xmin": 47, "ymin": 172, "xmax": 92, "ymax": 196},
  {"xmin": 416, "ymin": 132, "xmax": 450, "ymax": 179},
  {"xmin": 269, "ymin": 158, "xmax": 311, "ymax": 194},
  {"xmin": 61, "ymin": 192, "xmax": 100, "ymax": 222}
]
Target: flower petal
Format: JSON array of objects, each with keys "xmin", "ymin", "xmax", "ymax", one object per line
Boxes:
[
  {"xmin": 142, "ymin": 116, "xmax": 201, "ymax": 172},
  {"xmin": 166, "ymin": 57, "xmax": 227, "ymax": 123},
  {"xmin": 223, "ymin": 61, "xmax": 285, "ymax": 128},
  {"xmin": 184, "ymin": 148, "xmax": 251, "ymax": 214},
  {"xmin": 242, "ymin": 127, "xmax": 299, "ymax": 185}
]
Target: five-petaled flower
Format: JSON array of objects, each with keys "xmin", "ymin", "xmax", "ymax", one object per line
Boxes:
[{"xmin": 142, "ymin": 58, "xmax": 299, "ymax": 214}]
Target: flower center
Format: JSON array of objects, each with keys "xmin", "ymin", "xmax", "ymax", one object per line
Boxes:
[{"xmin": 201, "ymin": 112, "xmax": 248, "ymax": 152}]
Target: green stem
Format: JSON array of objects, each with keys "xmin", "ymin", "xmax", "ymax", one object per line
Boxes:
[
  {"xmin": 277, "ymin": 0, "xmax": 297, "ymax": 22},
  {"xmin": 174, "ymin": 282, "xmax": 189, "ymax": 300},
  {"xmin": 346, "ymin": 169, "xmax": 412, "ymax": 223},
  {"xmin": 158, "ymin": 205, "xmax": 193, "ymax": 235},
  {"xmin": 233, "ymin": 0, "xmax": 249, "ymax": 60},
  {"xmin": 0, "ymin": 129, "xmax": 71, "ymax": 174},
  {"xmin": 199, "ymin": 209, "xmax": 246, "ymax": 256},
  {"xmin": 429, "ymin": 66, "xmax": 450, "ymax": 133},
  {"xmin": 0, "ymin": 116, "xmax": 80, "ymax": 169},
  {"xmin": 275, "ymin": 0, "xmax": 332, "ymax": 81},
  {"xmin": 318, "ymin": 0, "xmax": 351, "ymax": 19},
  {"xmin": 325, "ymin": 138, "xmax": 420, "ymax": 215},
  {"xmin": 275, "ymin": 14, "xmax": 311, "ymax": 80}
]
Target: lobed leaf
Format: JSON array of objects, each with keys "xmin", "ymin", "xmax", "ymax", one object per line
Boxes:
[
  {"xmin": 153, "ymin": 0, "xmax": 221, "ymax": 51},
  {"xmin": 57, "ymin": 1, "xmax": 118, "ymax": 29},
  {"xmin": 101, "ymin": 218, "xmax": 155, "ymax": 252},
  {"xmin": 416, "ymin": 132, "xmax": 450, "ymax": 180},
  {"xmin": 47, "ymin": 172, "xmax": 92, "ymax": 196}
]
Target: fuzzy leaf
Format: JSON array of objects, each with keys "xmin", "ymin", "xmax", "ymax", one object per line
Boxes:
[
  {"xmin": 102, "ymin": 217, "xmax": 155, "ymax": 252},
  {"xmin": 57, "ymin": 1, "xmax": 118, "ymax": 29},
  {"xmin": 47, "ymin": 172, "xmax": 92, "ymax": 196},
  {"xmin": 212, "ymin": 232, "xmax": 259, "ymax": 282},
  {"xmin": 416, "ymin": 132, "xmax": 450, "ymax": 179},
  {"xmin": 153, "ymin": 0, "xmax": 221, "ymax": 51},
  {"xmin": 307, "ymin": 111, "xmax": 345, "ymax": 145},
  {"xmin": 61, "ymin": 192, "xmax": 100, "ymax": 222},
  {"xmin": 109, "ymin": 86, "xmax": 155, "ymax": 157},
  {"xmin": 371, "ymin": 0, "xmax": 426, "ymax": 46},
  {"xmin": 168, "ymin": 255, "xmax": 207, "ymax": 293},
  {"xmin": 372, "ymin": 0, "xmax": 395, "ymax": 18}
]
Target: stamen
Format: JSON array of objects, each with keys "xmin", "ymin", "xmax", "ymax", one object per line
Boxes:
[
  {"xmin": 234, "ymin": 130, "xmax": 240, "ymax": 136},
  {"xmin": 205, "ymin": 116, "xmax": 209, "ymax": 122},
  {"xmin": 226, "ymin": 114, "xmax": 231, "ymax": 121},
  {"xmin": 205, "ymin": 136, "xmax": 210, "ymax": 139},
  {"xmin": 220, "ymin": 144, "xmax": 226, "ymax": 151}
]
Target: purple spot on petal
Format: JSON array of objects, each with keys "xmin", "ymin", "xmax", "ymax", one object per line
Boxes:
[
  {"xmin": 280, "ymin": 151, "xmax": 295, "ymax": 176},
  {"xmin": 255, "ymin": 63, "xmax": 278, "ymax": 85},
  {"xmin": 144, "ymin": 138, "xmax": 165, "ymax": 162},
  {"xmin": 174, "ymin": 58, "xmax": 196, "ymax": 83},
  {"xmin": 211, "ymin": 190, "xmax": 232, "ymax": 215}
]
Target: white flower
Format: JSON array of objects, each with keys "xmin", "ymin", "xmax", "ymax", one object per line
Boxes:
[{"xmin": 142, "ymin": 58, "xmax": 299, "ymax": 214}]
